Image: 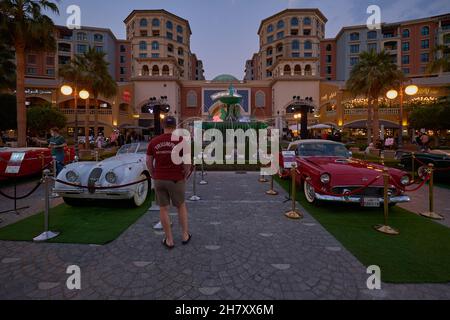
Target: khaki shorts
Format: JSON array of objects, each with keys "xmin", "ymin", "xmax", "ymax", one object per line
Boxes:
[{"xmin": 154, "ymin": 180, "xmax": 186, "ymax": 208}]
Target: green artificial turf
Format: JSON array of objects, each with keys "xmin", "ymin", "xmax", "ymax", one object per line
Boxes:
[
  {"xmin": 0, "ymin": 195, "xmax": 153, "ymax": 245},
  {"xmin": 275, "ymin": 177, "xmax": 450, "ymax": 284}
]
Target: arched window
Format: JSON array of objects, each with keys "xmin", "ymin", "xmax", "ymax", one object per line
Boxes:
[
  {"xmin": 139, "ymin": 41, "xmax": 147, "ymax": 50},
  {"xmin": 350, "ymin": 32, "xmax": 360, "ymax": 41},
  {"xmin": 152, "ymin": 18, "xmax": 160, "ymax": 27},
  {"xmin": 142, "ymin": 65, "xmax": 149, "ymax": 76},
  {"xmin": 283, "ymin": 65, "xmax": 291, "ymax": 75},
  {"xmin": 277, "ymin": 20, "xmax": 285, "ymax": 29},
  {"xmin": 291, "ymin": 17, "xmax": 299, "ymax": 26},
  {"xmin": 292, "ymin": 40, "xmax": 300, "ymax": 50},
  {"xmin": 140, "ymin": 18, "xmax": 147, "ymax": 27},
  {"xmin": 267, "ymin": 46, "xmax": 273, "ymax": 56},
  {"xmin": 294, "ymin": 65, "xmax": 301, "ymax": 75},
  {"xmin": 277, "ymin": 44, "xmax": 283, "ymax": 53},
  {"xmin": 267, "ymin": 24, "xmax": 274, "ymax": 33},
  {"xmin": 151, "ymin": 41, "xmax": 159, "ymax": 50},
  {"xmin": 168, "ymin": 44, "xmax": 174, "ymax": 53},
  {"xmin": 166, "ymin": 21, "xmax": 173, "ymax": 29},
  {"xmin": 304, "ymin": 17, "xmax": 311, "ymax": 25},
  {"xmin": 187, "ymin": 91, "xmax": 197, "ymax": 107},
  {"xmin": 326, "ymin": 44, "xmax": 332, "ymax": 51},
  {"xmin": 177, "ymin": 25, "xmax": 183, "ymax": 33},
  {"xmin": 162, "ymin": 65, "xmax": 170, "ymax": 76},
  {"xmin": 152, "ymin": 65, "xmax": 159, "ymax": 76},
  {"xmin": 304, "ymin": 65, "xmax": 312, "ymax": 75},
  {"xmin": 255, "ymin": 91, "xmax": 266, "ymax": 108},
  {"xmin": 402, "ymin": 29, "xmax": 410, "ymax": 38},
  {"xmin": 421, "ymin": 26, "xmax": 429, "ymax": 36},
  {"xmin": 304, "ymin": 40, "xmax": 312, "ymax": 50}
]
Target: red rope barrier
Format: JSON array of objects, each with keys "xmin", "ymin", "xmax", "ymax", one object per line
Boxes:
[
  {"xmin": 54, "ymin": 177, "xmax": 150, "ymax": 190},
  {"xmin": 389, "ymin": 175, "xmax": 430, "ymax": 193}
]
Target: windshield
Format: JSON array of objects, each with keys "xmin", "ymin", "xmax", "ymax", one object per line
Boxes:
[
  {"xmin": 117, "ymin": 144, "xmax": 139, "ymax": 155},
  {"xmin": 137, "ymin": 143, "xmax": 149, "ymax": 154},
  {"xmin": 298, "ymin": 143, "xmax": 350, "ymax": 158}
]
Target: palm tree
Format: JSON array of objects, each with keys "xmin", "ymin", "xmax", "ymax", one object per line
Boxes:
[
  {"xmin": 83, "ymin": 47, "xmax": 117, "ymax": 138},
  {"xmin": 0, "ymin": 0, "xmax": 59, "ymax": 147},
  {"xmin": 0, "ymin": 42, "xmax": 15, "ymax": 91},
  {"xmin": 346, "ymin": 50, "xmax": 404, "ymax": 145},
  {"xmin": 427, "ymin": 45, "xmax": 450, "ymax": 74}
]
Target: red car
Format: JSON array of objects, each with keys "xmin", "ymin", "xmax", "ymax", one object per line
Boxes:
[
  {"xmin": 0, "ymin": 146, "xmax": 75, "ymax": 181},
  {"xmin": 280, "ymin": 140, "xmax": 411, "ymax": 207}
]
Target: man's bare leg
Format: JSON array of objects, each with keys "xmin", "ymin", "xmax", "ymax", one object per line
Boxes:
[
  {"xmin": 160, "ymin": 206, "xmax": 174, "ymax": 246},
  {"xmin": 177, "ymin": 202, "xmax": 190, "ymax": 241}
]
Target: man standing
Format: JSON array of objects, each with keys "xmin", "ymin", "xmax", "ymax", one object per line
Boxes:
[
  {"xmin": 34, "ymin": 127, "xmax": 67, "ymax": 175},
  {"xmin": 146, "ymin": 117, "xmax": 191, "ymax": 249}
]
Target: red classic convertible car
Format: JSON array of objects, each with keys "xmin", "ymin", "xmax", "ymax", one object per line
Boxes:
[
  {"xmin": 280, "ymin": 140, "xmax": 411, "ymax": 207},
  {"xmin": 0, "ymin": 146, "xmax": 75, "ymax": 181}
]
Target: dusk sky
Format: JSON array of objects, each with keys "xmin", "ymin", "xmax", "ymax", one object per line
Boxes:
[{"xmin": 46, "ymin": 0, "xmax": 450, "ymax": 80}]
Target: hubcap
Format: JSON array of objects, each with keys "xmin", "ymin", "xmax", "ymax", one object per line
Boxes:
[{"xmin": 305, "ymin": 182, "xmax": 315, "ymax": 202}]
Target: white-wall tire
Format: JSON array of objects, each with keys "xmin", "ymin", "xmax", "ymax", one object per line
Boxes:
[
  {"xmin": 304, "ymin": 180, "xmax": 316, "ymax": 204},
  {"xmin": 132, "ymin": 174, "xmax": 149, "ymax": 207}
]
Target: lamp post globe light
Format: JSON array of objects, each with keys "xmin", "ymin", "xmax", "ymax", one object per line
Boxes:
[
  {"xmin": 145, "ymin": 96, "xmax": 170, "ymax": 136},
  {"xmin": 386, "ymin": 84, "xmax": 419, "ymax": 147}
]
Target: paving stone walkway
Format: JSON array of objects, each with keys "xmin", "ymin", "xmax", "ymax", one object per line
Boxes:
[{"xmin": 0, "ymin": 172, "xmax": 449, "ymax": 300}]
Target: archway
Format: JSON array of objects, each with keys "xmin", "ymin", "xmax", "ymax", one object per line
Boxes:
[{"xmin": 152, "ymin": 65, "xmax": 159, "ymax": 76}]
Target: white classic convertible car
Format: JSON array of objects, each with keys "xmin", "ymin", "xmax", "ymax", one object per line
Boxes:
[{"xmin": 54, "ymin": 143, "xmax": 150, "ymax": 207}]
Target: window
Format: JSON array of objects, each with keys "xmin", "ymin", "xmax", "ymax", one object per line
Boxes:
[
  {"xmin": 421, "ymin": 26, "xmax": 429, "ymax": 36},
  {"xmin": 140, "ymin": 30, "xmax": 148, "ymax": 37},
  {"xmin": 166, "ymin": 32, "xmax": 173, "ymax": 40},
  {"xmin": 120, "ymin": 56, "xmax": 125, "ymax": 63},
  {"xmin": 120, "ymin": 67, "xmax": 125, "ymax": 75},
  {"xmin": 304, "ymin": 17, "xmax": 311, "ymax": 25},
  {"xmin": 267, "ymin": 24, "xmax": 273, "ymax": 33},
  {"xmin": 402, "ymin": 55, "xmax": 410, "ymax": 64},
  {"xmin": 266, "ymin": 71, "xmax": 272, "ymax": 77},
  {"xmin": 292, "ymin": 52, "xmax": 300, "ymax": 58},
  {"xmin": 187, "ymin": 91, "xmax": 197, "ymax": 107},
  {"xmin": 46, "ymin": 56, "xmax": 55, "ymax": 65},
  {"xmin": 444, "ymin": 34, "xmax": 450, "ymax": 44},
  {"xmin": 420, "ymin": 53, "xmax": 429, "ymax": 63},
  {"xmin": 292, "ymin": 40, "xmax": 300, "ymax": 50},
  {"xmin": 304, "ymin": 52, "xmax": 312, "ymax": 57},
  {"xmin": 350, "ymin": 44, "xmax": 360, "ymax": 54},
  {"xmin": 94, "ymin": 34, "xmax": 103, "ymax": 42},
  {"xmin": 46, "ymin": 68, "xmax": 55, "ymax": 76},
  {"xmin": 367, "ymin": 43, "xmax": 377, "ymax": 52},
  {"xmin": 402, "ymin": 68, "xmax": 410, "ymax": 74},
  {"xmin": 304, "ymin": 65, "xmax": 312, "ymax": 75},
  {"xmin": 402, "ymin": 29, "xmax": 410, "ymax": 38},
  {"xmin": 139, "ymin": 53, "xmax": 147, "ymax": 58},
  {"xmin": 166, "ymin": 21, "xmax": 173, "ymax": 30},
  {"xmin": 402, "ymin": 42, "xmax": 410, "ymax": 51},
  {"xmin": 276, "ymin": 44, "xmax": 283, "ymax": 53},
  {"xmin": 277, "ymin": 20, "xmax": 284, "ymax": 29},
  {"xmin": 326, "ymin": 44, "xmax": 332, "ymax": 51},
  {"xmin": 177, "ymin": 25, "xmax": 183, "ymax": 33},
  {"xmin": 151, "ymin": 53, "xmax": 159, "ymax": 58},
  {"xmin": 277, "ymin": 31, "xmax": 284, "ymax": 39},
  {"xmin": 326, "ymin": 66, "xmax": 332, "ymax": 74},
  {"xmin": 367, "ymin": 31, "xmax": 377, "ymax": 39},
  {"xmin": 177, "ymin": 36, "xmax": 183, "ymax": 43},
  {"xmin": 26, "ymin": 67, "xmax": 36, "ymax": 74},
  {"xmin": 291, "ymin": 17, "xmax": 299, "ymax": 26},
  {"xmin": 151, "ymin": 41, "xmax": 159, "ymax": 50},
  {"xmin": 77, "ymin": 44, "xmax": 87, "ymax": 53},
  {"xmin": 152, "ymin": 65, "xmax": 159, "ymax": 76},
  {"xmin": 162, "ymin": 65, "xmax": 170, "ymax": 76},
  {"xmin": 350, "ymin": 32, "xmax": 360, "ymax": 41},
  {"xmin": 152, "ymin": 18, "xmax": 160, "ymax": 27},
  {"xmin": 421, "ymin": 39, "xmax": 429, "ymax": 49},
  {"xmin": 255, "ymin": 91, "xmax": 266, "ymax": 108},
  {"xmin": 291, "ymin": 29, "xmax": 298, "ymax": 36},
  {"xmin": 304, "ymin": 41, "xmax": 312, "ymax": 50},
  {"xmin": 27, "ymin": 54, "xmax": 37, "ymax": 64},
  {"xmin": 140, "ymin": 19, "xmax": 147, "ymax": 27},
  {"xmin": 120, "ymin": 45, "xmax": 126, "ymax": 52},
  {"xmin": 303, "ymin": 29, "xmax": 311, "ymax": 36},
  {"xmin": 267, "ymin": 47, "xmax": 273, "ymax": 55},
  {"xmin": 139, "ymin": 41, "xmax": 147, "ymax": 50},
  {"xmin": 168, "ymin": 44, "xmax": 174, "ymax": 53},
  {"xmin": 266, "ymin": 58, "xmax": 273, "ymax": 66},
  {"xmin": 95, "ymin": 46, "xmax": 103, "ymax": 53},
  {"xmin": 77, "ymin": 32, "xmax": 87, "ymax": 41},
  {"xmin": 326, "ymin": 55, "xmax": 332, "ymax": 63},
  {"xmin": 267, "ymin": 35, "xmax": 274, "ymax": 43},
  {"xmin": 178, "ymin": 58, "xmax": 184, "ymax": 66},
  {"xmin": 294, "ymin": 65, "xmax": 301, "ymax": 75},
  {"xmin": 178, "ymin": 47, "xmax": 184, "ymax": 55},
  {"xmin": 350, "ymin": 57, "xmax": 359, "ymax": 66},
  {"xmin": 152, "ymin": 30, "xmax": 160, "ymax": 37}
]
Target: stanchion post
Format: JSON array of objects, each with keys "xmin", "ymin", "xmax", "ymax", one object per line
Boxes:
[
  {"xmin": 199, "ymin": 153, "xmax": 208, "ymax": 185},
  {"xmin": 374, "ymin": 167, "xmax": 399, "ymax": 235},
  {"xmin": 52, "ymin": 156, "xmax": 57, "ymax": 179},
  {"xmin": 95, "ymin": 150, "xmax": 99, "ymax": 162},
  {"xmin": 148, "ymin": 177, "xmax": 161, "ymax": 211},
  {"xmin": 266, "ymin": 175, "xmax": 278, "ymax": 196},
  {"xmin": 189, "ymin": 165, "xmax": 201, "ymax": 201},
  {"xmin": 284, "ymin": 164, "xmax": 303, "ymax": 220},
  {"xmin": 33, "ymin": 169, "xmax": 60, "ymax": 242},
  {"xmin": 421, "ymin": 163, "xmax": 444, "ymax": 220}
]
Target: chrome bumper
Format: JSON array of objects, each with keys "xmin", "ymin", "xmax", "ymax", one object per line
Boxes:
[
  {"xmin": 315, "ymin": 193, "xmax": 411, "ymax": 204},
  {"xmin": 53, "ymin": 188, "xmax": 133, "ymax": 200}
]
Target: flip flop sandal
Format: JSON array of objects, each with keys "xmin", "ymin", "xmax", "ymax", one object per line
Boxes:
[
  {"xmin": 162, "ymin": 238, "xmax": 175, "ymax": 250},
  {"xmin": 182, "ymin": 234, "xmax": 192, "ymax": 245}
]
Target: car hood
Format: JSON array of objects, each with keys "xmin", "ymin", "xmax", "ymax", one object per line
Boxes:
[{"xmin": 95, "ymin": 154, "xmax": 145, "ymax": 170}]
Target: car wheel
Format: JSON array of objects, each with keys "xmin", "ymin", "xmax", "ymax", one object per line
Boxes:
[
  {"xmin": 130, "ymin": 174, "xmax": 149, "ymax": 207},
  {"xmin": 304, "ymin": 180, "xmax": 316, "ymax": 204}
]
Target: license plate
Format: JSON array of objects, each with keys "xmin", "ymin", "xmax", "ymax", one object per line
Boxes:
[{"xmin": 362, "ymin": 198, "xmax": 380, "ymax": 208}]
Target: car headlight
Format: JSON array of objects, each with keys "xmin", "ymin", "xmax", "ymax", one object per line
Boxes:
[
  {"xmin": 400, "ymin": 175, "xmax": 410, "ymax": 186},
  {"xmin": 320, "ymin": 174, "xmax": 331, "ymax": 184},
  {"xmin": 65, "ymin": 170, "xmax": 79, "ymax": 183},
  {"xmin": 105, "ymin": 171, "xmax": 118, "ymax": 184}
]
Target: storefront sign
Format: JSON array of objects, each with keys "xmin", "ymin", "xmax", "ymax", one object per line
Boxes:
[{"xmin": 25, "ymin": 89, "xmax": 53, "ymax": 95}]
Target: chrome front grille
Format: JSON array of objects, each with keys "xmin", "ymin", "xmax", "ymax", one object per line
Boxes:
[
  {"xmin": 331, "ymin": 187, "xmax": 397, "ymax": 197},
  {"xmin": 88, "ymin": 168, "xmax": 103, "ymax": 194}
]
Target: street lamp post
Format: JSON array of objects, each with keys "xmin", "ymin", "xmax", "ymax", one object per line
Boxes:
[
  {"xmin": 146, "ymin": 96, "xmax": 170, "ymax": 136},
  {"xmin": 79, "ymin": 89, "xmax": 90, "ymax": 150},
  {"xmin": 294, "ymin": 113, "xmax": 301, "ymax": 138},
  {"xmin": 387, "ymin": 84, "xmax": 419, "ymax": 148},
  {"xmin": 288, "ymin": 97, "xmax": 315, "ymax": 140}
]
